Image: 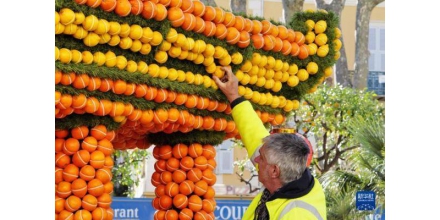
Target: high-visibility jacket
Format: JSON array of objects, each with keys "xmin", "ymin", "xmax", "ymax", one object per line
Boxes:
[{"xmin": 231, "ymin": 99, "xmax": 327, "ymax": 220}]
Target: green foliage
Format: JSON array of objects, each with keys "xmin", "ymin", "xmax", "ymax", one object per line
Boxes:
[
  {"xmin": 287, "ymin": 84, "xmax": 384, "ymax": 174},
  {"xmin": 112, "ymin": 149, "xmax": 150, "ymax": 198}
]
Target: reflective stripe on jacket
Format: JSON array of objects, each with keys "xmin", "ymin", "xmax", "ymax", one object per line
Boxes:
[{"xmin": 231, "ymin": 100, "xmax": 327, "ymax": 219}]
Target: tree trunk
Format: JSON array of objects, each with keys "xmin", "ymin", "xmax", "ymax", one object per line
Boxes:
[
  {"xmin": 353, "ymin": 0, "xmax": 384, "ymax": 89},
  {"xmin": 200, "ymin": 0, "xmax": 217, "ymax": 7},
  {"xmin": 231, "ymin": 0, "xmax": 246, "ymax": 14},
  {"xmin": 315, "ymin": 0, "xmax": 351, "ymax": 87},
  {"xmin": 282, "ymin": 0, "xmax": 305, "ymax": 25}
]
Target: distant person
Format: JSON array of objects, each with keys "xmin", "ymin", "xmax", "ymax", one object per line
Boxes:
[{"xmin": 213, "ymin": 66, "xmax": 327, "ymax": 220}]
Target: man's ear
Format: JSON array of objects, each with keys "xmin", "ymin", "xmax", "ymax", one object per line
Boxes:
[{"xmin": 271, "ymin": 164, "xmax": 280, "ymax": 178}]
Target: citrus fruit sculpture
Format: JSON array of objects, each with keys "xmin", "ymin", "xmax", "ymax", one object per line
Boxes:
[{"xmin": 55, "ymin": 0, "xmax": 340, "ymax": 219}]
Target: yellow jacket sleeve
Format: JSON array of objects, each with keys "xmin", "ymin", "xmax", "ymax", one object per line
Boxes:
[{"xmin": 231, "ymin": 100, "xmax": 270, "ymax": 166}]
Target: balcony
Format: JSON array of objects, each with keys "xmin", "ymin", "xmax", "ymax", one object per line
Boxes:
[{"xmin": 367, "ymin": 71, "xmax": 385, "ymax": 98}]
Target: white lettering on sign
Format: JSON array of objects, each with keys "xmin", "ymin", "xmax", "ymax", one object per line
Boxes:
[
  {"xmin": 114, "ymin": 208, "xmax": 139, "ymax": 218},
  {"xmin": 216, "ymin": 205, "xmax": 248, "ymax": 220}
]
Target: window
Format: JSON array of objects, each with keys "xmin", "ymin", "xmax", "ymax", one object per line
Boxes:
[
  {"xmin": 369, "ymin": 23, "xmax": 385, "ymax": 72},
  {"xmin": 215, "ymin": 139, "xmax": 234, "ymax": 174}
]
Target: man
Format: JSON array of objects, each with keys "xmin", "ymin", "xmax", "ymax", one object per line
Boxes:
[{"xmin": 213, "ymin": 66, "xmax": 327, "ymax": 220}]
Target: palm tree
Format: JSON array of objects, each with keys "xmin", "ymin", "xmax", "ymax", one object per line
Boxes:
[{"xmin": 320, "ymin": 114, "xmax": 385, "ymax": 219}]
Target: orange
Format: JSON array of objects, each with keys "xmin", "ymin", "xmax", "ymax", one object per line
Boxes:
[
  {"xmin": 174, "ymin": 93, "xmax": 188, "ymax": 106},
  {"xmin": 86, "ymin": 0, "xmax": 102, "ymax": 8},
  {"xmin": 115, "ymin": 0, "xmax": 132, "ymax": 16},
  {"xmin": 298, "ymin": 44, "xmax": 309, "ymax": 60},
  {"xmin": 173, "ymin": 193, "xmax": 188, "ymax": 209},
  {"xmin": 165, "ymin": 181, "xmax": 179, "ymax": 197},
  {"xmin": 243, "ymin": 18, "xmax": 254, "ymax": 32},
  {"xmin": 130, "ymin": 0, "xmax": 143, "ymax": 15},
  {"xmin": 203, "ymin": 20, "xmax": 216, "ymax": 37},
  {"xmin": 223, "ymin": 12, "xmax": 236, "ymax": 27},
  {"xmin": 159, "ymin": 195, "xmax": 173, "ymax": 210},
  {"xmin": 251, "ymin": 19, "xmax": 262, "ymax": 34},
  {"xmin": 202, "ymin": 144, "xmax": 216, "ymax": 160},
  {"xmin": 160, "ymin": 171, "xmax": 173, "ymax": 185},
  {"xmin": 55, "ymin": 196, "xmax": 65, "ymax": 213},
  {"xmin": 124, "ymin": 82, "xmax": 136, "ymax": 96},
  {"xmin": 168, "ymin": 7, "xmax": 185, "ymax": 27},
  {"xmin": 233, "ymin": 15, "xmax": 245, "ymax": 31},
  {"xmin": 281, "ymin": 39, "xmax": 292, "ymax": 55},
  {"xmin": 154, "ymin": 210, "xmax": 166, "ymax": 220},
  {"xmin": 81, "ymin": 136, "xmax": 98, "ymax": 152},
  {"xmin": 72, "ymin": 73, "xmax": 90, "ymax": 89},
  {"xmin": 98, "ymin": 78, "xmax": 113, "ymax": 93},
  {"xmin": 96, "ymin": 99, "xmax": 113, "ymax": 117},
  {"xmin": 100, "ymin": 0, "xmax": 117, "ymax": 12},
  {"xmin": 58, "ymin": 93, "xmax": 73, "ymax": 110},
  {"xmin": 202, "ymin": 116, "xmax": 215, "ymax": 130},
  {"xmin": 172, "ymin": 169, "xmax": 187, "ymax": 183},
  {"xmin": 71, "ymin": 178, "xmax": 88, "ymax": 198},
  {"xmin": 263, "ymin": 34, "xmax": 275, "ymax": 51},
  {"xmin": 182, "ymin": 13, "xmax": 196, "ymax": 31},
  {"xmin": 287, "ymin": 28, "xmax": 296, "ymax": 42},
  {"xmin": 179, "ymin": 208, "xmax": 194, "ymax": 220},
  {"xmin": 204, "ymin": 186, "xmax": 215, "ymax": 199},
  {"xmin": 165, "ymin": 91, "xmax": 177, "ymax": 103},
  {"xmin": 226, "ymin": 27, "xmax": 240, "ymax": 45},
  {"xmin": 158, "ymin": 145, "xmax": 173, "ymax": 160},
  {"xmin": 194, "ymin": 156, "xmax": 208, "ymax": 171},
  {"xmin": 202, "ymin": 6, "xmax": 216, "ymax": 21},
  {"xmin": 153, "ymin": 108, "xmax": 169, "ymax": 124},
  {"xmin": 192, "ymin": 0, "xmax": 205, "ymax": 16},
  {"xmin": 95, "ymin": 167, "xmax": 113, "ymax": 184},
  {"xmin": 155, "ymin": 184, "xmax": 166, "ymax": 197},
  {"xmin": 84, "ymin": 97, "xmax": 99, "ymax": 114},
  {"xmin": 272, "ymin": 37, "xmax": 283, "ymax": 52},
  {"xmin": 261, "ymin": 20, "xmax": 273, "ymax": 35},
  {"xmin": 97, "ymin": 193, "xmax": 112, "ymax": 208},
  {"xmin": 72, "ymin": 149, "xmax": 91, "ymax": 168},
  {"xmin": 90, "ymin": 150, "xmax": 106, "ymax": 169},
  {"xmin": 271, "ymin": 25, "xmax": 279, "ymax": 37},
  {"xmin": 187, "ymin": 168, "xmax": 203, "ymax": 182},
  {"xmin": 154, "ymin": 3, "xmax": 168, "ymax": 21},
  {"xmin": 193, "ymin": 115, "xmax": 204, "ymax": 129},
  {"xmin": 142, "ymin": 1, "xmax": 157, "ymax": 19},
  {"xmin": 189, "ymin": 143, "xmax": 203, "ymax": 158},
  {"xmin": 213, "ymin": 7, "xmax": 225, "ymax": 23},
  {"xmin": 185, "ymin": 94, "xmax": 198, "ymax": 109},
  {"xmin": 188, "ymin": 195, "xmax": 203, "ymax": 212},
  {"xmin": 170, "ymin": 0, "xmax": 181, "ymax": 7},
  {"xmin": 65, "ymin": 195, "xmax": 82, "ymax": 212},
  {"xmin": 193, "ymin": 16, "xmax": 206, "ymax": 33},
  {"xmin": 87, "ymin": 77, "xmax": 101, "ymax": 91},
  {"xmin": 145, "ymin": 86, "xmax": 158, "ymax": 101},
  {"xmin": 91, "ymin": 124, "xmax": 107, "ymax": 141},
  {"xmin": 202, "ymin": 199, "xmax": 216, "ymax": 213},
  {"xmin": 180, "ymin": 156, "xmax": 194, "ymax": 171},
  {"xmin": 71, "ymin": 94, "xmax": 87, "ymax": 109},
  {"xmin": 154, "ymin": 159, "xmax": 167, "ymax": 172},
  {"xmin": 81, "ymin": 194, "xmax": 98, "ymax": 211},
  {"xmin": 88, "ymin": 179, "xmax": 105, "ymax": 197},
  {"xmin": 179, "ymin": 180, "xmax": 195, "ymax": 196},
  {"xmin": 154, "ymin": 88, "xmax": 168, "ymax": 103},
  {"xmin": 74, "ymin": 209, "xmax": 92, "ymax": 220},
  {"xmin": 237, "ymin": 31, "xmax": 250, "ymax": 48},
  {"xmin": 112, "ymin": 79, "xmax": 127, "ymax": 95},
  {"xmin": 294, "ymin": 31, "xmax": 305, "ymax": 45},
  {"xmin": 251, "ymin": 34, "xmax": 264, "ymax": 49},
  {"xmin": 62, "ymin": 164, "xmax": 79, "ymax": 182},
  {"xmin": 140, "ymin": 109, "xmax": 154, "ymax": 125},
  {"xmin": 56, "ymin": 181, "xmax": 72, "ymax": 198},
  {"xmin": 56, "ymin": 167, "xmax": 63, "ymax": 184},
  {"xmin": 165, "ymin": 209, "xmax": 179, "ymax": 220},
  {"xmin": 63, "ymin": 138, "xmax": 80, "ymax": 156},
  {"xmin": 180, "ymin": 0, "xmax": 194, "ymax": 13},
  {"xmin": 290, "ymin": 42, "xmax": 300, "ymax": 56},
  {"xmin": 58, "ymin": 210, "xmax": 74, "ymax": 220},
  {"xmin": 151, "ymin": 172, "xmax": 162, "ymax": 186},
  {"xmin": 172, "ymin": 143, "xmax": 188, "ymax": 159},
  {"xmin": 194, "ymin": 180, "xmax": 208, "ymax": 196},
  {"xmin": 79, "ymin": 165, "xmax": 96, "ymax": 181},
  {"xmin": 159, "ymin": 0, "xmax": 171, "ymax": 6},
  {"xmin": 92, "ymin": 207, "xmax": 108, "ymax": 220},
  {"xmin": 202, "ymin": 169, "xmax": 216, "ymax": 186},
  {"xmin": 214, "ymin": 23, "xmax": 227, "ymax": 40},
  {"xmin": 166, "ymin": 157, "xmax": 180, "ymax": 172}
]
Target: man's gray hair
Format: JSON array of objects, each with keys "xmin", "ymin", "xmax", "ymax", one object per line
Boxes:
[{"xmin": 262, "ymin": 133, "xmax": 309, "ymax": 184}]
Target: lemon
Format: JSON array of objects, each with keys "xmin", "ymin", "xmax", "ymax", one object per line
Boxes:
[
  {"xmin": 305, "ymin": 31, "xmax": 316, "ymax": 44},
  {"xmin": 186, "ymin": 71, "xmax": 195, "ymax": 84},
  {"xmin": 314, "ymin": 20, "xmax": 327, "ymax": 34},
  {"xmin": 158, "ymin": 66, "xmax": 169, "ymax": 79},
  {"xmin": 265, "ymin": 69, "xmax": 274, "ymax": 80},
  {"xmin": 119, "ymin": 23, "xmax": 131, "ymax": 37},
  {"xmin": 159, "ymin": 41, "xmax": 172, "ymax": 51},
  {"xmin": 55, "ymin": 11, "xmax": 60, "ymax": 25},
  {"xmin": 307, "ymin": 43, "xmax": 317, "ymax": 56},
  {"xmin": 168, "ymin": 68, "xmax": 178, "ymax": 81},
  {"xmin": 305, "ymin": 19, "xmax": 315, "ymax": 31},
  {"xmin": 288, "ymin": 64, "xmax": 298, "ymax": 75},
  {"xmin": 240, "ymin": 60, "xmax": 253, "ymax": 72},
  {"xmin": 240, "ymin": 74, "xmax": 250, "ymax": 85},
  {"xmin": 177, "ymin": 70, "xmax": 186, "ymax": 82},
  {"xmin": 130, "ymin": 39, "xmax": 143, "ymax": 52},
  {"xmin": 137, "ymin": 61, "xmax": 149, "ymax": 74},
  {"xmin": 251, "ymin": 92, "xmax": 261, "ymax": 103},
  {"xmin": 83, "ymin": 32, "xmax": 100, "ymax": 47},
  {"xmin": 297, "ymin": 69, "xmax": 309, "ymax": 81},
  {"xmin": 166, "ymin": 28, "xmax": 178, "ymax": 43},
  {"xmin": 203, "ymin": 44, "xmax": 215, "ymax": 57},
  {"xmin": 231, "ymin": 52, "xmax": 243, "ymax": 64},
  {"xmin": 150, "ymin": 31, "xmax": 163, "ymax": 46},
  {"xmin": 129, "ymin": 24, "xmax": 143, "ymax": 40},
  {"xmin": 115, "ymin": 55, "xmax": 128, "ymax": 70},
  {"xmin": 264, "ymin": 79, "xmax": 275, "ymax": 90},
  {"xmin": 108, "ymin": 21, "xmax": 121, "ymax": 35},
  {"xmin": 324, "ymin": 67, "xmax": 333, "ymax": 77},
  {"xmin": 148, "ymin": 64, "xmax": 160, "ymax": 77},
  {"xmin": 74, "ymin": 12, "xmax": 85, "ymax": 25},
  {"xmin": 126, "ymin": 60, "xmax": 138, "ymax": 73},
  {"xmin": 140, "ymin": 27, "xmax": 153, "ymax": 43},
  {"xmin": 203, "ymin": 75, "xmax": 212, "ymax": 88},
  {"xmin": 81, "ymin": 51, "xmax": 94, "ymax": 64},
  {"xmin": 108, "ymin": 35, "xmax": 121, "ymax": 46},
  {"xmin": 249, "ymin": 75, "xmax": 258, "ymax": 85},
  {"xmin": 251, "ymin": 53, "xmax": 261, "ymax": 65},
  {"xmin": 58, "ymin": 48, "xmax": 72, "ymax": 64},
  {"xmin": 235, "ymin": 70, "xmax": 244, "ymax": 81},
  {"xmin": 244, "ymin": 87, "xmax": 253, "ymax": 99},
  {"xmin": 306, "ymin": 62, "xmax": 319, "ymax": 74},
  {"xmin": 334, "ymin": 27, "xmax": 341, "ymax": 39},
  {"xmin": 55, "ymin": 47, "xmax": 60, "ymax": 61},
  {"xmin": 315, "ymin": 33, "xmax": 328, "ymax": 46},
  {"xmin": 333, "ymin": 39, "xmax": 342, "ymax": 51},
  {"xmin": 202, "ymin": 56, "xmax": 214, "ymax": 66},
  {"xmin": 82, "ymin": 15, "xmax": 99, "ymax": 31},
  {"xmin": 59, "ymin": 8, "xmax": 75, "ymax": 25},
  {"xmin": 287, "ymin": 75, "xmax": 299, "ymax": 87},
  {"xmin": 274, "ymin": 59, "xmax": 284, "ymax": 71},
  {"xmin": 93, "ymin": 52, "xmax": 106, "ymax": 66},
  {"xmin": 71, "ymin": 49, "xmax": 83, "ymax": 64},
  {"xmin": 99, "ymin": 33, "xmax": 111, "ymax": 44},
  {"xmin": 317, "ymin": 44, "xmax": 329, "ymax": 57},
  {"xmin": 265, "ymin": 56, "xmax": 276, "ymax": 69},
  {"xmin": 119, "ymin": 37, "xmax": 133, "ymax": 49},
  {"xmin": 272, "ymin": 81, "xmax": 282, "ymax": 92},
  {"xmin": 95, "ymin": 19, "xmax": 110, "ymax": 35},
  {"xmin": 140, "ymin": 43, "xmax": 152, "ymax": 55}
]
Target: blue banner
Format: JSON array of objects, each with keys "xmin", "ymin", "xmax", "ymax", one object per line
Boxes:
[
  {"xmin": 111, "ymin": 197, "xmax": 252, "ymax": 220},
  {"xmin": 356, "ymin": 190, "xmax": 376, "ymax": 211}
]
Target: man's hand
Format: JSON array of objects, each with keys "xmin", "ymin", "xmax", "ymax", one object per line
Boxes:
[{"xmin": 213, "ymin": 66, "xmax": 241, "ymax": 103}]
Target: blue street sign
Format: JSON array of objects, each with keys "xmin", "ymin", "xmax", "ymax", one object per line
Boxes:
[
  {"xmin": 356, "ymin": 190, "xmax": 376, "ymax": 211},
  {"xmin": 111, "ymin": 197, "xmax": 252, "ymax": 220}
]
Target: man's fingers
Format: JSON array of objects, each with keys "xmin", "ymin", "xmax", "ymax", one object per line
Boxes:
[{"xmin": 212, "ymin": 75, "xmax": 224, "ymax": 86}]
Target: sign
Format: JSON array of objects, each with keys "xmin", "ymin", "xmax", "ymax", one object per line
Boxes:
[
  {"xmin": 111, "ymin": 197, "xmax": 252, "ymax": 220},
  {"xmin": 215, "ymin": 199, "xmax": 252, "ymax": 220},
  {"xmin": 356, "ymin": 191, "xmax": 376, "ymax": 211},
  {"xmin": 111, "ymin": 197, "xmax": 154, "ymax": 220}
]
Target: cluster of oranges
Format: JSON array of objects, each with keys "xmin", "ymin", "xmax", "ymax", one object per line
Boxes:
[
  {"xmin": 55, "ymin": 124, "xmax": 115, "ymax": 220},
  {"xmin": 151, "ymin": 143, "xmax": 217, "ymax": 220}
]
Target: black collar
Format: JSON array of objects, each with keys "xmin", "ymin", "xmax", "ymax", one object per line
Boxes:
[{"xmin": 268, "ymin": 169, "xmax": 315, "ymax": 201}]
